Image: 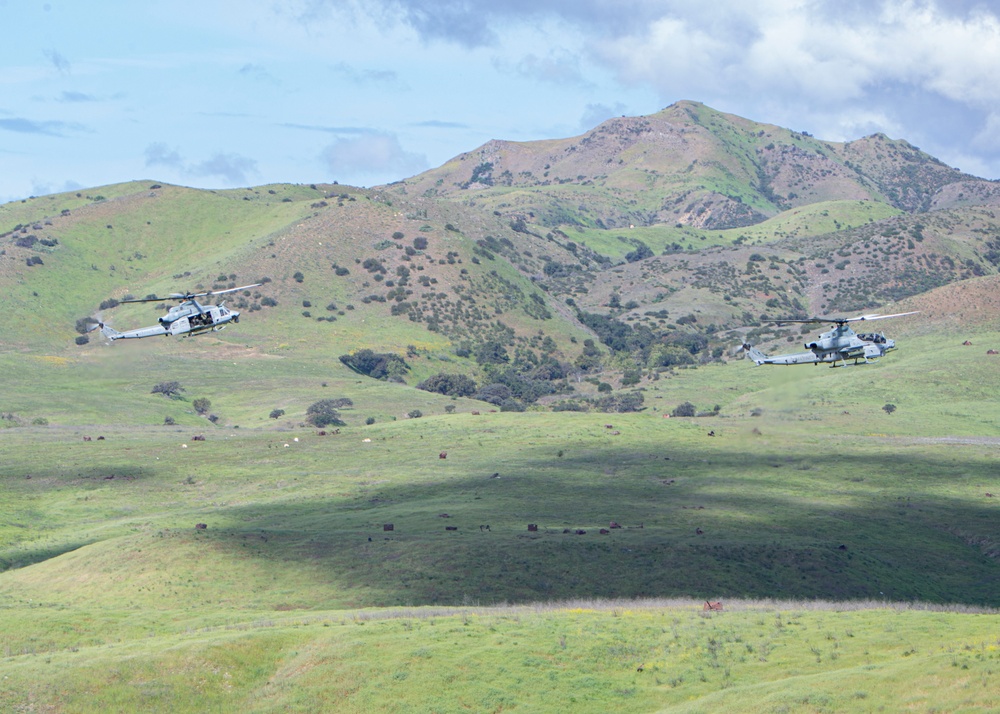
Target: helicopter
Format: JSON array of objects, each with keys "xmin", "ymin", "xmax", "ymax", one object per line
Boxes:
[
  {"xmin": 96, "ymin": 283, "xmax": 262, "ymax": 341},
  {"xmin": 742, "ymin": 311, "xmax": 918, "ymax": 367}
]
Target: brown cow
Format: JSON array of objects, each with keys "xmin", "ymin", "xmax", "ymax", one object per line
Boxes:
[
  {"xmin": 703, "ymin": 601, "xmax": 723, "ymax": 612},
  {"xmin": 439, "ymin": 452, "xmax": 447, "ymax": 459}
]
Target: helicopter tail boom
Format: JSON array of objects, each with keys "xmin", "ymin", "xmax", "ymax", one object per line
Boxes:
[{"xmin": 100, "ymin": 323, "xmax": 169, "ymax": 341}]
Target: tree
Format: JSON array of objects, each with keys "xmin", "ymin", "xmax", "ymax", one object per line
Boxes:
[
  {"xmin": 306, "ymin": 400, "xmax": 347, "ymax": 428},
  {"xmin": 882, "ymin": 403, "xmax": 897, "ymax": 415},
  {"xmin": 152, "ymin": 381, "xmax": 185, "ymax": 399},
  {"xmin": 192, "ymin": 398, "xmax": 211, "ymax": 415}
]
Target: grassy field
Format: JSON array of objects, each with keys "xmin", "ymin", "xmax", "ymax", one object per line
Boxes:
[
  {"xmin": 2, "ymin": 316, "xmax": 999, "ymax": 710},
  {"xmin": 3, "ymin": 180, "xmax": 1000, "ymax": 711},
  {"xmin": 0, "ymin": 601, "xmax": 996, "ymax": 713}
]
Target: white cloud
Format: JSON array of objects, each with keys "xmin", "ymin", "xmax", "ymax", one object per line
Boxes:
[
  {"xmin": 144, "ymin": 143, "xmax": 258, "ymax": 185},
  {"xmin": 189, "ymin": 152, "xmax": 258, "ymax": 185},
  {"xmin": 144, "ymin": 142, "xmax": 184, "ymax": 168},
  {"xmin": 320, "ymin": 132, "xmax": 427, "ymax": 184}
]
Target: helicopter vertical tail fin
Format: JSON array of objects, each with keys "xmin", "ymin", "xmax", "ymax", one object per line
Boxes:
[
  {"xmin": 99, "ymin": 323, "xmax": 123, "ymax": 341},
  {"xmin": 742, "ymin": 343, "xmax": 769, "ymax": 365}
]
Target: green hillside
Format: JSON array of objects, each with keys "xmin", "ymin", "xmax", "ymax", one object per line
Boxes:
[{"xmin": 2, "ymin": 102, "xmax": 1000, "ymax": 712}]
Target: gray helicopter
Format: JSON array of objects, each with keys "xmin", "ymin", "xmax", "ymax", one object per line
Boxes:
[
  {"xmin": 743, "ymin": 311, "xmax": 918, "ymax": 367},
  {"xmin": 97, "ymin": 283, "xmax": 262, "ymax": 341}
]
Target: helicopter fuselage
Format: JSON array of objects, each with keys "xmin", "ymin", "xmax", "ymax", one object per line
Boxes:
[
  {"xmin": 746, "ymin": 326, "xmax": 896, "ymax": 366},
  {"xmin": 101, "ymin": 300, "xmax": 240, "ymax": 341}
]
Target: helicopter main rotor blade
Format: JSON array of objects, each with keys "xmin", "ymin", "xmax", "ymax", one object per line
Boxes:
[
  {"xmin": 842, "ymin": 311, "xmax": 920, "ymax": 323},
  {"xmin": 121, "ymin": 283, "xmax": 264, "ymax": 304},
  {"xmin": 767, "ymin": 310, "xmax": 919, "ymax": 326},
  {"xmin": 119, "ymin": 295, "xmax": 168, "ymax": 304}
]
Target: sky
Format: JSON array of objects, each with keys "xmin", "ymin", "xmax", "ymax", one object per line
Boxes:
[{"xmin": 3, "ymin": 0, "xmax": 1000, "ymax": 203}]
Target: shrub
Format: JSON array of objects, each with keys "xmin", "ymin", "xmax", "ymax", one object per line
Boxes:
[
  {"xmin": 413, "ymin": 236, "xmax": 428, "ymax": 250},
  {"xmin": 365, "ymin": 416, "xmax": 376, "ymax": 425},
  {"xmin": 293, "ymin": 271, "xmax": 305, "ymax": 283},
  {"xmin": 74, "ymin": 335, "xmax": 89, "ymax": 346},
  {"xmin": 597, "ymin": 391, "xmax": 644, "ymax": 413},
  {"xmin": 163, "ymin": 416, "xmax": 176, "ymax": 425},
  {"xmin": 152, "ymin": 381, "xmax": 185, "ymax": 398},
  {"xmin": 671, "ymin": 401, "xmax": 696, "ymax": 417},
  {"xmin": 75, "ymin": 317, "xmax": 98, "ymax": 335},
  {"xmin": 306, "ymin": 399, "xmax": 348, "ymax": 428},
  {"xmin": 444, "ymin": 405, "xmax": 456, "ymax": 414},
  {"xmin": 552, "ymin": 401, "xmax": 587, "ymax": 412},
  {"xmin": 417, "ymin": 373, "xmax": 477, "ymax": 397},
  {"xmin": 474, "ymin": 383, "xmax": 512, "ymax": 406},
  {"xmin": 499, "ymin": 398, "xmax": 525, "ymax": 412},
  {"xmin": 192, "ymin": 398, "xmax": 211, "ymax": 415},
  {"xmin": 882, "ymin": 403, "xmax": 897, "ymax": 415},
  {"xmin": 269, "ymin": 409, "xmax": 285, "ymax": 419},
  {"xmin": 407, "ymin": 409, "xmax": 423, "ymax": 419},
  {"xmin": 339, "ymin": 350, "xmax": 410, "ymax": 380}
]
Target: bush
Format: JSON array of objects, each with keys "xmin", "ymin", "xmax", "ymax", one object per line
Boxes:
[
  {"xmin": 306, "ymin": 399, "xmax": 348, "ymax": 428},
  {"xmin": 293, "ymin": 271, "xmax": 304, "ymax": 283},
  {"xmin": 74, "ymin": 335, "xmax": 89, "ymax": 346},
  {"xmin": 192, "ymin": 398, "xmax": 211, "ymax": 415},
  {"xmin": 552, "ymin": 401, "xmax": 587, "ymax": 412},
  {"xmin": 882, "ymin": 403, "xmax": 897, "ymax": 415},
  {"xmin": 339, "ymin": 350, "xmax": 410, "ymax": 380},
  {"xmin": 499, "ymin": 398, "xmax": 525, "ymax": 412},
  {"xmin": 597, "ymin": 391, "xmax": 644, "ymax": 413},
  {"xmin": 407, "ymin": 409, "xmax": 423, "ymax": 419},
  {"xmin": 152, "ymin": 381, "xmax": 185, "ymax": 398},
  {"xmin": 413, "ymin": 236, "xmax": 428, "ymax": 250},
  {"xmin": 163, "ymin": 416, "xmax": 176, "ymax": 425},
  {"xmin": 444, "ymin": 405, "xmax": 456, "ymax": 414},
  {"xmin": 269, "ymin": 409, "xmax": 285, "ymax": 419},
  {"xmin": 417, "ymin": 373, "xmax": 477, "ymax": 397},
  {"xmin": 365, "ymin": 416, "xmax": 376, "ymax": 425},
  {"xmin": 671, "ymin": 401, "xmax": 696, "ymax": 417},
  {"xmin": 75, "ymin": 317, "xmax": 98, "ymax": 335},
  {"xmin": 474, "ymin": 383, "xmax": 512, "ymax": 406}
]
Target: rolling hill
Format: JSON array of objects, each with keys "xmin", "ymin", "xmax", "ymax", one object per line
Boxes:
[{"xmin": 1, "ymin": 101, "xmax": 998, "ymax": 713}]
